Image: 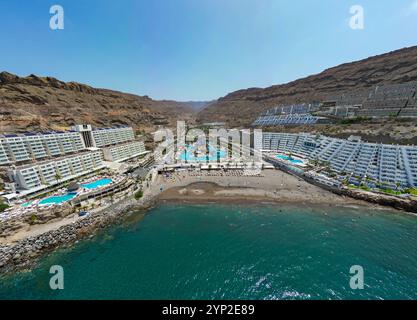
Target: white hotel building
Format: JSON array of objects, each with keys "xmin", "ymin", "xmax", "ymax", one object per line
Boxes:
[
  {"xmin": 262, "ymin": 132, "xmax": 417, "ymax": 188},
  {"xmin": 1, "ymin": 125, "xmax": 147, "ymax": 198}
]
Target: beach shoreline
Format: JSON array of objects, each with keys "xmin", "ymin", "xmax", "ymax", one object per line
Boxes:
[
  {"xmin": 155, "ymin": 181, "xmax": 368, "ymax": 207},
  {"xmin": 0, "ymin": 169, "xmax": 410, "ymax": 274}
]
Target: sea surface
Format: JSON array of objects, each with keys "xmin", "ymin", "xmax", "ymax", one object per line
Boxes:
[{"xmin": 1, "ymin": 204, "xmax": 416, "ymax": 300}]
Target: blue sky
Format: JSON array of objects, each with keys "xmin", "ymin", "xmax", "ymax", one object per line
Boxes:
[{"xmin": 1, "ymin": 0, "xmax": 417, "ymax": 101}]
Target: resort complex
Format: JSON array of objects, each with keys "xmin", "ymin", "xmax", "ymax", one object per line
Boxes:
[
  {"xmin": 3, "ymin": 0, "xmax": 417, "ymax": 302},
  {"xmin": 154, "ymin": 127, "xmax": 417, "ymax": 191},
  {"xmin": 262, "ymin": 132, "xmax": 417, "ymax": 190},
  {"xmin": 252, "ymin": 103, "xmax": 324, "ymax": 126},
  {"xmin": 252, "ymin": 82, "xmax": 417, "ymax": 127},
  {"xmin": 326, "ymin": 82, "xmax": 417, "ymax": 118},
  {"xmin": 2, "ymin": 120, "xmax": 417, "ymax": 215},
  {"xmin": 0, "ymin": 125, "xmax": 147, "ymax": 202},
  {"xmin": 252, "ymin": 113, "xmax": 328, "ymax": 126}
]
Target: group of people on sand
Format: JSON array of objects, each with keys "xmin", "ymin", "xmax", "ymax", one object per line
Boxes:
[
  {"xmin": 187, "ymin": 169, "xmax": 262, "ymax": 177},
  {"xmin": 161, "ymin": 172, "xmax": 185, "ymax": 184},
  {"xmin": 160, "ymin": 169, "xmax": 264, "ymax": 183}
]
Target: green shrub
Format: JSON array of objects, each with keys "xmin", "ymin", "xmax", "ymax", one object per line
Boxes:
[
  {"xmin": 405, "ymin": 188, "xmax": 417, "ymax": 196},
  {"xmin": 382, "ymin": 189, "xmax": 402, "ymax": 196},
  {"xmin": 0, "ymin": 200, "xmax": 9, "ymax": 212},
  {"xmin": 134, "ymin": 190, "xmax": 144, "ymax": 200},
  {"xmin": 339, "ymin": 117, "xmax": 371, "ymax": 125}
]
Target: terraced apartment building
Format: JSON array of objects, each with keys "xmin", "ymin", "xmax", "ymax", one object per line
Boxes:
[
  {"xmin": 252, "ymin": 113, "xmax": 327, "ymax": 126},
  {"xmin": 0, "ymin": 125, "xmax": 147, "ymax": 198},
  {"xmin": 325, "ymin": 82, "xmax": 417, "ymax": 118},
  {"xmin": 263, "ymin": 132, "xmax": 417, "ymax": 188},
  {"xmin": 252, "ymin": 83, "xmax": 417, "ymax": 127}
]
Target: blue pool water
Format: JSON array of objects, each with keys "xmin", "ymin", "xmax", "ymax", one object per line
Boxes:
[
  {"xmin": 38, "ymin": 192, "xmax": 77, "ymax": 205},
  {"xmin": 36, "ymin": 179, "xmax": 112, "ymax": 206},
  {"xmin": 21, "ymin": 201, "xmax": 33, "ymax": 207},
  {"xmin": 180, "ymin": 145, "xmax": 227, "ymax": 162},
  {"xmin": 277, "ymin": 155, "xmax": 304, "ymax": 165},
  {"xmin": 81, "ymin": 178, "xmax": 113, "ymax": 190}
]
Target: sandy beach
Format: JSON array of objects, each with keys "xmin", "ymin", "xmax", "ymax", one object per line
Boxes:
[
  {"xmin": 150, "ymin": 169, "xmax": 372, "ymax": 207},
  {"xmin": 0, "ymin": 168, "xmax": 400, "ymax": 274},
  {"xmin": 1, "ymin": 169, "xmax": 377, "ymax": 245}
]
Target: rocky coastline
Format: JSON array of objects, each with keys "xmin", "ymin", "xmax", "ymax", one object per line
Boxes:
[
  {"xmin": 301, "ymin": 174, "xmax": 417, "ymax": 214},
  {"xmin": 0, "ymin": 195, "xmax": 154, "ymax": 275},
  {"xmin": 1, "ymin": 170, "xmax": 416, "ymax": 275}
]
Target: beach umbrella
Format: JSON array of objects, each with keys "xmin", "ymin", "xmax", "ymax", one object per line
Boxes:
[{"xmin": 67, "ymin": 182, "xmax": 80, "ymax": 192}]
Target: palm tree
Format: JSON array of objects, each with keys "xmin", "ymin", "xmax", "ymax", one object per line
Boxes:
[
  {"xmin": 54, "ymin": 173, "xmax": 62, "ymax": 184},
  {"xmin": 395, "ymin": 182, "xmax": 402, "ymax": 192},
  {"xmin": 365, "ymin": 176, "xmax": 374, "ymax": 188},
  {"xmin": 309, "ymin": 158, "xmax": 317, "ymax": 167}
]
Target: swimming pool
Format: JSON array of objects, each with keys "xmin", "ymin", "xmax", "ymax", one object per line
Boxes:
[
  {"xmin": 81, "ymin": 178, "xmax": 113, "ymax": 190},
  {"xmin": 21, "ymin": 201, "xmax": 33, "ymax": 207},
  {"xmin": 39, "ymin": 192, "xmax": 78, "ymax": 205},
  {"xmin": 276, "ymin": 155, "xmax": 304, "ymax": 165},
  {"xmin": 180, "ymin": 145, "xmax": 227, "ymax": 162}
]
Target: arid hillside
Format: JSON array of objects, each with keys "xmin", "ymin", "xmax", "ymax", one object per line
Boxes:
[
  {"xmin": 2, "ymin": 45, "xmax": 417, "ymax": 144},
  {"xmin": 198, "ymin": 46, "xmax": 417, "ymax": 129},
  {"xmin": 0, "ymin": 72, "xmax": 195, "ymax": 134}
]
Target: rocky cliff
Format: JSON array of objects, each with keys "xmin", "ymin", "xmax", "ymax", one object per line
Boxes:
[{"xmin": 0, "ymin": 72, "xmax": 194, "ymax": 134}]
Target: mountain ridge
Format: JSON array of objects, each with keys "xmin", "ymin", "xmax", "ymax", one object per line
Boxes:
[
  {"xmin": 198, "ymin": 45, "xmax": 417, "ymax": 126},
  {"xmin": 0, "ymin": 72, "xmax": 194, "ymax": 134}
]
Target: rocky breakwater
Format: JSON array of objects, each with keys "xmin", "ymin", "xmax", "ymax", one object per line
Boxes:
[
  {"xmin": 341, "ymin": 188, "xmax": 417, "ymax": 214},
  {"xmin": 0, "ymin": 195, "xmax": 150, "ymax": 274},
  {"xmin": 298, "ymin": 171, "xmax": 417, "ymax": 214}
]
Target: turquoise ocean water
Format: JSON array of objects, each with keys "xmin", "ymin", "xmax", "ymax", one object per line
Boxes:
[{"xmin": 0, "ymin": 204, "xmax": 416, "ymax": 300}]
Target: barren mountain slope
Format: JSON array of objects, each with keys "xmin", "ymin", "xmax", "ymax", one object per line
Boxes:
[
  {"xmin": 198, "ymin": 46, "xmax": 417, "ymax": 128},
  {"xmin": 0, "ymin": 72, "xmax": 194, "ymax": 134}
]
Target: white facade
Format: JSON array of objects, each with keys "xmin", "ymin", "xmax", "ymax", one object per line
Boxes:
[
  {"xmin": 263, "ymin": 132, "xmax": 417, "ymax": 188},
  {"xmin": 0, "ymin": 140, "xmax": 12, "ymax": 165},
  {"xmin": 2, "ymin": 124, "xmax": 146, "ymax": 195},
  {"xmin": 102, "ymin": 141, "xmax": 147, "ymax": 163},
  {"xmin": 0, "ymin": 136, "xmax": 31, "ymax": 164},
  {"xmin": 8, "ymin": 151, "xmax": 105, "ymax": 190},
  {"xmin": 0, "ymin": 126, "xmax": 137, "ymax": 165},
  {"xmin": 253, "ymin": 114, "xmax": 322, "ymax": 126},
  {"xmin": 0, "ymin": 131, "xmax": 86, "ymax": 165},
  {"xmin": 91, "ymin": 127, "xmax": 135, "ymax": 148}
]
